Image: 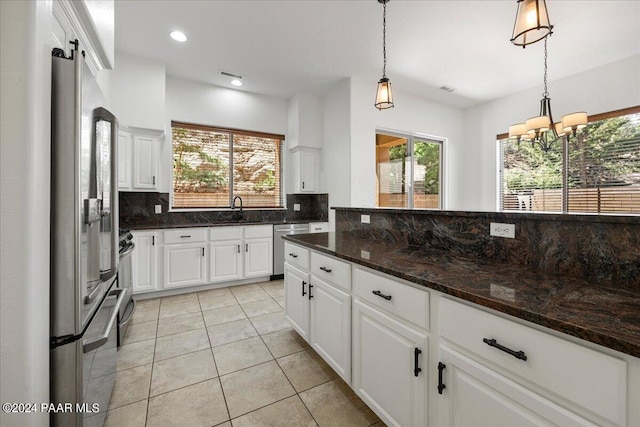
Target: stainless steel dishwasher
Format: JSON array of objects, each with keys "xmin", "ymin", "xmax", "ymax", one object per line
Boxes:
[{"xmin": 273, "ymin": 223, "xmax": 309, "ymax": 276}]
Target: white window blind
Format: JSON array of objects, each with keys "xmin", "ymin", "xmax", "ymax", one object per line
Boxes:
[
  {"xmin": 171, "ymin": 122, "xmax": 283, "ymax": 209},
  {"xmin": 498, "ymin": 110, "xmax": 640, "ymax": 214}
]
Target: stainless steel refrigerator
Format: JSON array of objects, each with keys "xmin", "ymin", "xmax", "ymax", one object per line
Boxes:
[{"xmin": 50, "ymin": 41, "xmax": 124, "ymax": 427}]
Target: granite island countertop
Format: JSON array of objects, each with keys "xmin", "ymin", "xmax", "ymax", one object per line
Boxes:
[{"xmin": 283, "ymin": 232, "xmax": 640, "ymax": 358}]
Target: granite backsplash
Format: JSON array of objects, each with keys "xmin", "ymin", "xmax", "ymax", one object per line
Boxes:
[
  {"xmin": 334, "ymin": 207, "xmax": 640, "ymax": 286},
  {"xmin": 120, "ymin": 192, "xmax": 328, "ymax": 229}
]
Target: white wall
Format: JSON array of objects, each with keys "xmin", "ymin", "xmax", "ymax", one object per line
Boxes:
[
  {"xmin": 322, "ymin": 79, "xmax": 352, "ymax": 229},
  {"xmin": 0, "ymin": 1, "xmax": 52, "ymax": 426},
  {"xmin": 457, "ymin": 54, "xmax": 640, "ymax": 212},
  {"xmin": 349, "ymin": 75, "xmax": 465, "ymax": 209},
  {"xmin": 110, "ymin": 51, "xmax": 166, "ymax": 130},
  {"xmin": 162, "ymin": 76, "xmax": 289, "ymax": 193}
]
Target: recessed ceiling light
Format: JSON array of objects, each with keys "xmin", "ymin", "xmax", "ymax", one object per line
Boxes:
[
  {"xmin": 170, "ymin": 31, "xmax": 187, "ymax": 42},
  {"xmin": 230, "ymin": 79, "xmax": 243, "ymax": 87}
]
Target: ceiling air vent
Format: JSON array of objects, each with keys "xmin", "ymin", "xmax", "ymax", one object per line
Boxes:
[{"xmin": 219, "ymin": 70, "xmax": 243, "ymax": 79}]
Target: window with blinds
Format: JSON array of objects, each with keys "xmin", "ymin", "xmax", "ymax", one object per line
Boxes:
[
  {"xmin": 171, "ymin": 122, "xmax": 284, "ymax": 209},
  {"xmin": 498, "ymin": 108, "xmax": 640, "ymax": 214}
]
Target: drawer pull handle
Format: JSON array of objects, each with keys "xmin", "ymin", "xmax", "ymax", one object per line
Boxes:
[
  {"xmin": 319, "ymin": 266, "xmax": 332, "ymax": 273},
  {"xmin": 308, "ymin": 283, "xmax": 314, "ymax": 300},
  {"xmin": 180, "ymin": 235, "xmax": 191, "ymax": 238},
  {"xmin": 414, "ymin": 348, "xmax": 422, "ymax": 377},
  {"xmin": 302, "ymin": 281, "xmax": 307, "ymax": 296},
  {"xmin": 438, "ymin": 362, "xmax": 446, "ymax": 394},
  {"xmin": 289, "ymin": 253, "xmax": 298, "ymax": 258},
  {"xmin": 372, "ymin": 290, "xmax": 392, "ymax": 301},
  {"xmin": 483, "ymin": 338, "xmax": 527, "ymax": 361},
  {"xmin": 237, "ymin": 245, "xmax": 240, "ymax": 253}
]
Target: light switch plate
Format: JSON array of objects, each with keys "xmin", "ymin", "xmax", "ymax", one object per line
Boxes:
[
  {"xmin": 293, "ymin": 203, "xmax": 301, "ymax": 211},
  {"xmin": 155, "ymin": 204, "xmax": 162, "ymax": 214},
  {"xmin": 361, "ymin": 214, "xmax": 370, "ymax": 224},
  {"xmin": 490, "ymin": 222, "xmax": 515, "ymax": 238}
]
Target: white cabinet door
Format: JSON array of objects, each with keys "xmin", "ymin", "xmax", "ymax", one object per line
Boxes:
[
  {"xmin": 284, "ymin": 263, "xmax": 310, "ymax": 341},
  {"xmin": 133, "ymin": 135, "xmax": 158, "ymax": 190},
  {"xmin": 352, "ymin": 300, "xmax": 428, "ymax": 427},
  {"xmin": 164, "ymin": 244, "xmax": 206, "ymax": 288},
  {"xmin": 291, "ymin": 149, "xmax": 320, "ymax": 193},
  {"xmin": 244, "ymin": 237, "xmax": 273, "ymax": 278},
  {"xmin": 131, "ymin": 231, "xmax": 158, "ymax": 293},
  {"xmin": 118, "ymin": 131, "xmax": 132, "ymax": 190},
  {"xmin": 309, "ymin": 276, "xmax": 351, "ymax": 383},
  {"xmin": 209, "ymin": 240, "xmax": 242, "ymax": 283},
  {"xmin": 438, "ymin": 346, "xmax": 594, "ymax": 427}
]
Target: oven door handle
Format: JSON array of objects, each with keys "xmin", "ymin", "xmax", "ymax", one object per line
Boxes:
[
  {"xmin": 83, "ymin": 288, "xmax": 127, "ymax": 353},
  {"xmin": 118, "ymin": 242, "xmax": 135, "ymax": 259}
]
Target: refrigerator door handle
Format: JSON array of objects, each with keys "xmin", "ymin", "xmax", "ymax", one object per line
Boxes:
[{"xmin": 83, "ymin": 288, "xmax": 126, "ymax": 353}]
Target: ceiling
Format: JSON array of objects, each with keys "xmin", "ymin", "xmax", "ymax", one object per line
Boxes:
[{"xmin": 115, "ymin": 1, "xmax": 640, "ymax": 108}]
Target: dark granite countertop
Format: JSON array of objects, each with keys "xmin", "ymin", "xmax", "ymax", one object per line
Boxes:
[
  {"xmin": 284, "ymin": 232, "xmax": 640, "ymax": 358},
  {"xmin": 126, "ymin": 219, "xmax": 326, "ymax": 231}
]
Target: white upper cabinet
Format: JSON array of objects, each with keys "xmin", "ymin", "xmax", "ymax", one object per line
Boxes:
[
  {"xmin": 119, "ymin": 129, "xmax": 161, "ymax": 192},
  {"xmin": 52, "ymin": 0, "xmax": 114, "ymax": 74},
  {"xmin": 291, "ymin": 148, "xmax": 320, "ymax": 193}
]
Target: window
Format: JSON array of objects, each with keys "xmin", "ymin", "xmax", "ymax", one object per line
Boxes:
[
  {"xmin": 376, "ymin": 131, "xmax": 443, "ymax": 209},
  {"xmin": 171, "ymin": 121, "xmax": 284, "ymax": 209},
  {"xmin": 498, "ymin": 107, "xmax": 640, "ymax": 214}
]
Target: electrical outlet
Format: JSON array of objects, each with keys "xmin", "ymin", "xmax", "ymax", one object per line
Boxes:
[
  {"xmin": 360, "ymin": 250, "xmax": 370, "ymax": 260},
  {"xmin": 293, "ymin": 204, "xmax": 301, "ymax": 211},
  {"xmin": 155, "ymin": 204, "xmax": 162, "ymax": 214},
  {"xmin": 490, "ymin": 222, "xmax": 515, "ymax": 238},
  {"xmin": 361, "ymin": 214, "xmax": 370, "ymax": 224}
]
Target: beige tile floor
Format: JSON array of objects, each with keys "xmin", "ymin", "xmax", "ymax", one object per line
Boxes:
[{"xmin": 106, "ymin": 280, "xmax": 385, "ymax": 427}]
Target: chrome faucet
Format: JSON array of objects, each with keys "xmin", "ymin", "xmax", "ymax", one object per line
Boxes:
[{"xmin": 232, "ymin": 196, "xmax": 244, "ymax": 220}]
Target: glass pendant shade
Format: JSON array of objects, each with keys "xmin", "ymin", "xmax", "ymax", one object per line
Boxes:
[
  {"xmin": 509, "ymin": 123, "xmax": 527, "ymax": 138},
  {"xmin": 511, "ymin": 0, "xmax": 553, "ymax": 48},
  {"xmin": 562, "ymin": 112, "xmax": 588, "ymax": 133},
  {"xmin": 375, "ymin": 77, "xmax": 394, "ymax": 110},
  {"xmin": 526, "ymin": 115, "xmax": 550, "ymax": 134}
]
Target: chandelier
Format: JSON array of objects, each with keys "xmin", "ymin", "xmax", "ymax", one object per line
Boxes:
[{"xmin": 509, "ymin": 35, "xmax": 587, "ymax": 150}]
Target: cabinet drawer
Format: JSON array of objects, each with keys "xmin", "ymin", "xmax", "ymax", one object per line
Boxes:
[
  {"xmin": 284, "ymin": 242, "xmax": 309, "ymax": 270},
  {"xmin": 309, "ymin": 222, "xmax": 329, "ymax": 233},
  {"xmin": 439, "ymin": 298, "xmax": 627, "ymax": 425},
  {"xmin": 164, "ymin": 228, "xmax": 207, "ymax": 244},
  {"xmin": 311, "ymin": 252, "xmax": 351, "ymax": 291},
  {"xmin": 209, "ymin": 226, "xmax": 243, "ymax": 241},
  {"xmin": 353, "ymin": 267, "xmax": 429, "ymax": 330},
  {"xmin": 244, "ymin": 224, "xmax": 273, "ymax": 239}
]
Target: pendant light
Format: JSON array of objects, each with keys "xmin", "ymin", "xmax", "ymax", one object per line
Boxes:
[
  {"xmin": 508, "ymin": 34, "xmax": 588, "ymax": 150},
  {"xmin": 375, "ymin": 0, "xmax": 394, "ymax": 110},
  {"xmin": 510, "ymin": 0, "xmax": 553, "ymax": 48},
  {"xmin": 525, "ymin": 36, "xmax": 557, "ymax": 151}
]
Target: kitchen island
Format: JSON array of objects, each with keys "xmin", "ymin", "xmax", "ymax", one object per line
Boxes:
[{"xmin": 284, "ymin": 231, "xmax": 640, "ymax": 358}]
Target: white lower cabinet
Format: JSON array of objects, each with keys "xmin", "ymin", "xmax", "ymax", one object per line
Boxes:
[
  {"xmin": 164, "ymin": 244, "xmax": 207, "ymax": 289},
  {"xmin": 437, "ymin": 345, "xmax": 595, "ymax": 427},
  {"xmin": 284, "ymin": 245, "xmax": 351, "ymax": 383},
  {"xmin": 244, "ymin": 237, "xmax": 273, "ymax": 278},
  {"xmin": 309, "ymin": 276, "xmax": 351, "ymax": 382},
  {"xmin": 352, "ymin": 299, "xmax": 428, "ymax": 427},
  {"xmin": 131, "ymin": 230, "xmax": 159, "ymax": 293},
  {"xmin": 284, "ymin": 263, "xmax": 310, "ymax": 341},
  {"xmin": 209, "ymin": 239, "xmax": 243, "ymax": 283}
]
